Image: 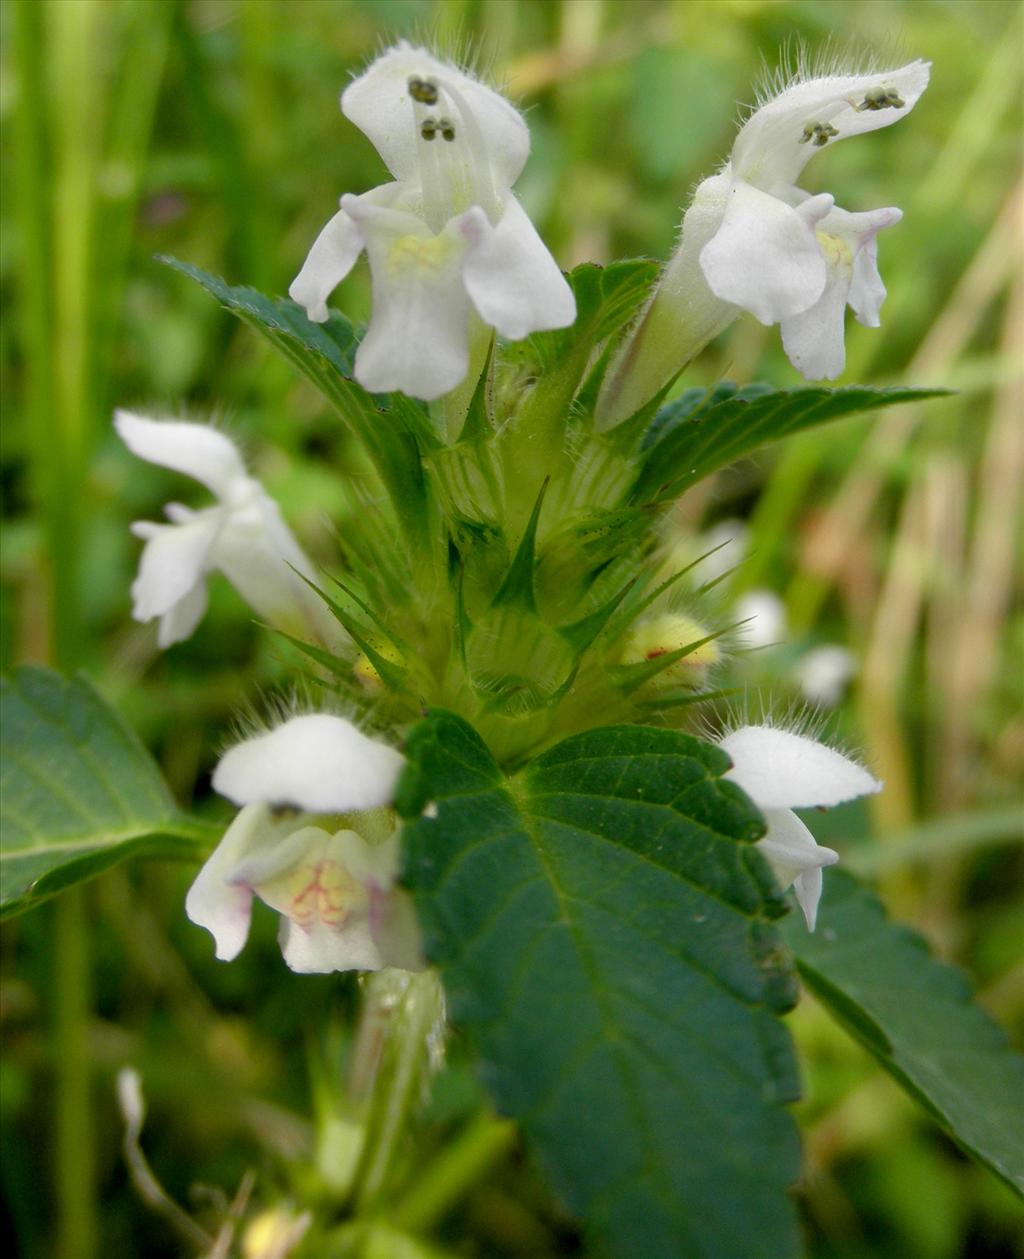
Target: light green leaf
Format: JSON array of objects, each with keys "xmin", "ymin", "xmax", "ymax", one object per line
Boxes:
[
  {"xmin": 785, "ymin": 870, "xmax": 1024, "ymax": 1196},
  {"xmin": 397, "ymin": 712, "xmax": 803, "ymax": 1259},
  {"xmin": 1, "ymin": 667, "xmax": 215, "ymax": 917},
  {"xmin": 633, "ymin": 384, "xmax": 949, "ymax": 503}
]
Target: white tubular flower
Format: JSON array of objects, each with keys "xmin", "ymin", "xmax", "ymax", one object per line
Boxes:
[
  {"xmin": 596, "ymin": 58, "xmax": 928, "ymax": 425},
  {"xmin": 700, "ymin": 60, "xmax": 928, "ymax": 377},
  {"xmin": 289, "ymin": 42, "xmax": 575, "ymax": 401},
  {"xmin": 116, "ymin": 411, "xmax": 336, "ymax": 648},
  {"xmin": 187, "ymin": 715, "xmax": 420, "ymax": 974},
  {"xmin": 718, "ymin": 724, "xmax": 882, "ymax": 930}
]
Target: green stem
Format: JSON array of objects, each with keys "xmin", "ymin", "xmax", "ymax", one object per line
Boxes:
[
  {"xmin": 13, "ymin": 0, "xmax": 56, "ymax": 658},
  {"xmin": 350, "ymin": 969, "xmax": 445, "ymax": 1213},
  {"xmin": 54, "ymin": 889, "xmax": 95, "ymax": 1259},
  {"xmin": 394, "ymin": 1110, "xmax": 517, "ymax": 1232},
  {"xmin": 15, "ymin": 2, "xmax": 107, "ymax": 1251}
]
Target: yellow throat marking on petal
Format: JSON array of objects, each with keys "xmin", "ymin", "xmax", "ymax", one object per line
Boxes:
[
  {"xmin": 815, "ymin": 230, "xmax": 854, "ymax": 274},
  {"xmin": 389, "ymin": 233, "xmax": 457, "ymax": 278},
  {"xmin": 258, "ymin": 858, "xmax": 363, "ymax": 931}
]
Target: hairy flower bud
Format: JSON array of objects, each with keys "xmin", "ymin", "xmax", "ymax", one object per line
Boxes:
[{"xmin": 620, "ymin": 612, "xmax": 721, "ymax": 688}]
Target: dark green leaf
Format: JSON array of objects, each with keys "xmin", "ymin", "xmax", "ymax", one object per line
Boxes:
[
  {"xmin": 633, "ymin": 385, "xmax": 949, "ymax": 503},
  {"xmin": 506, "ymin": 261, "xmax": 662, "ymax": 455},
  {"xmin": 398, "ymin": 712, "xmax": 803, "ymax": 1259},
  {"xmin": 159, "ymin": 257, "xmax": 432, "ymax": 540},
  {"xmin": 528, "ymin": 259, "xmax": 660, "ymax": 372},
  {"xmin": 1, "ymin": 667, "xmax": 215, "ymax": 917},
  {"xmin": 786, "ymin": 870, "xmax": 1024, "ymax": 1196}
]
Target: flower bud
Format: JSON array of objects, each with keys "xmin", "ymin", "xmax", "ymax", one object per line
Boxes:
[
  {"xmin": 620, "ymin": 612, "xmax": 721, "ymax": 688},
  {"xmin": 242, "ymin": 1207, "xmax": 311, "ymax": 1259},
  {"xmin": 354, "ymin": 638, "xmax": 406, "ymax": 695}
]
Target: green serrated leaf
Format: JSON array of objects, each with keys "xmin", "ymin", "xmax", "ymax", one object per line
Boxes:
[
  {"xmin": 633, "ymin": 385, "xmax": 950, "ymax": 503},
  {"xmin": 1, "ymin": 667, "xmax": 215, "ymax": 917},
  {"xmin": 640, "ymin": 382, "xmax": 772, "ymax": 449},
  {"xmin": 786, "ymin": 870, "xmax": 1024, "ymax": 1196},
  {"xmin": 159, "ymin": 257, "xmax": 432, "ymax": 539},
  {"xmin": 529, "ymin": 259, "xmax": 661, "ymax": 371},
  {"xmin": 398, "ymin": 712, "xmax": 802, "ymax": 1259}
]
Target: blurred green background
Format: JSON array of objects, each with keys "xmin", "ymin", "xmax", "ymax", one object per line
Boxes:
[{"xmin": 2, "ymin": 1, "xmax": 1022, "ymax": 1256}]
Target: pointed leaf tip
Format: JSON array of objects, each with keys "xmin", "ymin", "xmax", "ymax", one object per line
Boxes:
[{"xmin": 491, "ymin": 477, "xmax": 550, "ymax": 612}]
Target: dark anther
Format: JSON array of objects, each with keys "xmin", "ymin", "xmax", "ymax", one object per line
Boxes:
[
  {"xmin": 421, "ymin": 118, "xmax": 438, "ymax": 141},
  {"xmin": 800, "ymin": 121, "xmax": 839, "ymax": 146},
  {"xmin": 857, "ymin": 86, "xmax": 905, "ymax": 112},
  {"xmin": 439, "ymin": 117, "xmax": 456, "ymax": 141},
  {"xmin": 408, "ymin": 76, "xmax": 439, "ymax": 105}
]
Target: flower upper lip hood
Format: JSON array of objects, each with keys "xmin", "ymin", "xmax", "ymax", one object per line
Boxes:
[
  {"xmin": 720, "ymin": 724, "xmax": 881, "ymax": 809},
  {"xmin": 289, "ymin": 41, "xmax": 575, "ymax": 401},
  {"xmin": 212, "ymin": 713, "xmax": 405, "ymax": 814},
  {"xmin": 341, "ymin": 42, "xmax": 530, "ymax": 205},
  {"xmin": 718, "ymin": 724, "xmax": 882, "ymax": 930},
  {"xmin": 730, "ymin": 59, "xmax": 931, "ymax": 189}
]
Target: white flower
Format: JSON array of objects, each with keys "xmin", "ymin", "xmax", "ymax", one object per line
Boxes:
[
  {"xmin": 116, "ymin": 412, "xmax": 336, "ymax": 648},
  {"xmin": 289, "ymin": 42, "xmax": 575, "ymax": 401},
  {"xmin": 700, "ymin": 59, "xmax": 929, "ymax": 378},
  {"xmin": 735, "ymin": 590, "xmax": 787, "ymax": 650},
  {"xmin": 187, "ymin": 715, "xmax": 420, "ymax": 974},
  {"xmin": 719, "ymin": 724, "xmax": 881, "ymax": 929},
  {"xmin": 596, "ymin": 58, "xmax": 929, "ymax": 425},
  {"xmin": 795, "ymin": 644, "xmax": 857, "ymax": 707}
]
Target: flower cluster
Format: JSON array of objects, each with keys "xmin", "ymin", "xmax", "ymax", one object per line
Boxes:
[{"xmin": 113, "ymin": 43, "xmax": 904, "ymax": 973}]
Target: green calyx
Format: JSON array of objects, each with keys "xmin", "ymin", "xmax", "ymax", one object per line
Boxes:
[{"xmin": 167, "ymin": 257, "xmax": 945, "ymax": 766}]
